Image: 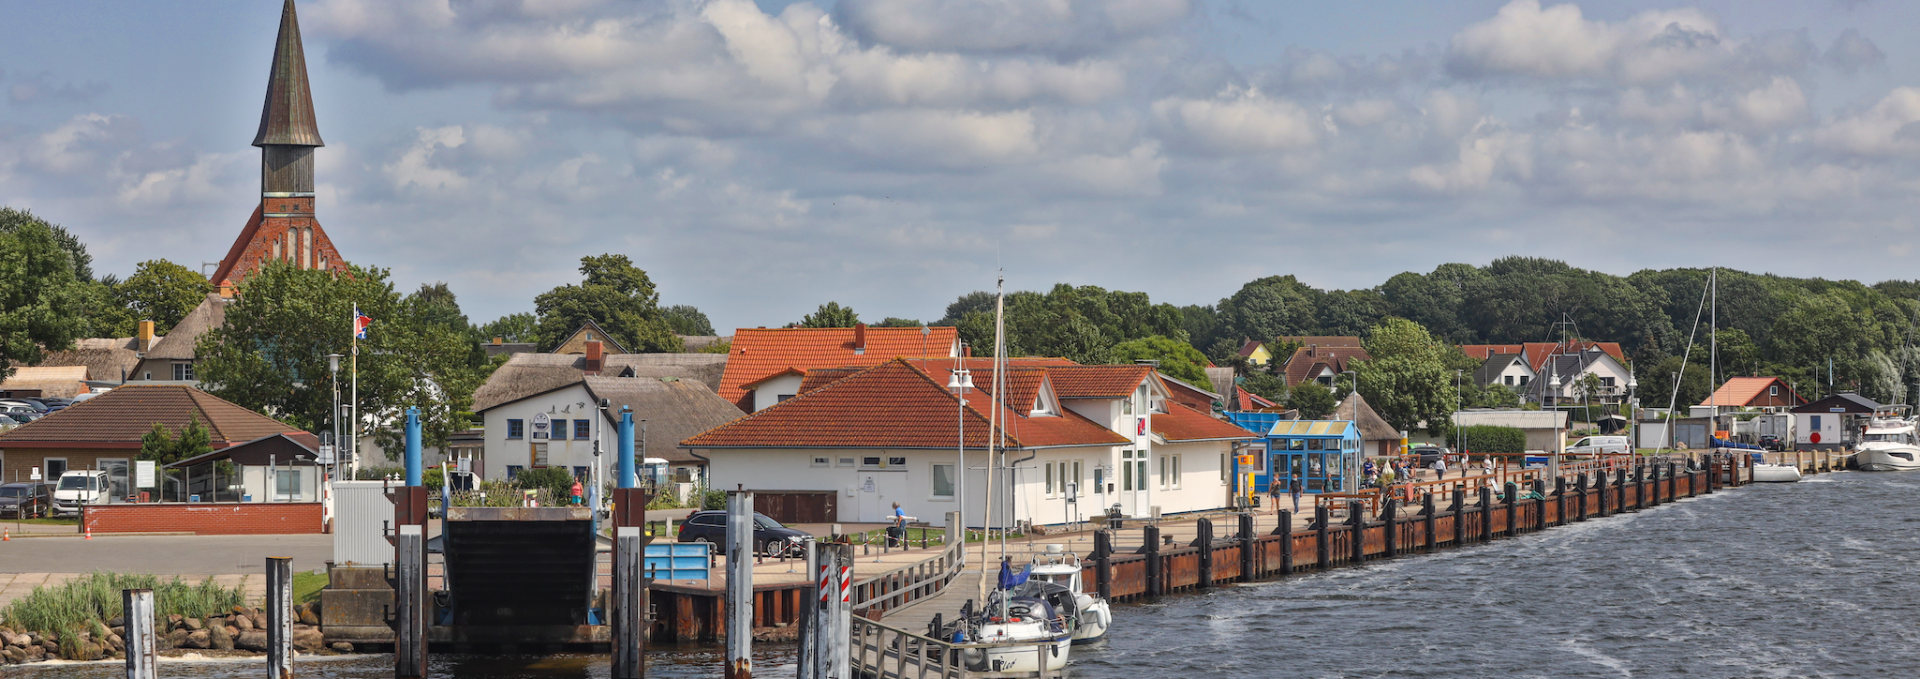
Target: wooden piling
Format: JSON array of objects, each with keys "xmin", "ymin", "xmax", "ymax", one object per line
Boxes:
[
  {"xmin": 124, "ymin": 588, "xmax": 156, "ymax": 679},
  {"xmin": 1094, "ymin": 530, "xmax": 1113, "ymax": 601},
  {"xmin": 613, "ymin": 527, "xmax": 646, "ymax": 679},
  {"xmin": 1349, "ymin": 500, "xmax": 1366, "ymax": 564},
  {"xmin": 1196, "ymin": 518, "xmax": 1214, "ymax": 590},
  {"xmin": 1238, "ymin": 513, "xmax": 1256, "ymax": 581},
  {"xmin": 1315, "ymin": 505, "xmax": 1331, "ymax": 570},
  {"xmin": 394, "ymin": 523, "xmax": 426, "ymax": 679},
  {"xmin": 1143, "ymin": 524, "xmax": 1163, "ymax": 597},
  {"xmin": 1452, "ymin": 488, "xmax": 1467, "ymax": 545},
  {"xmin": 1479, "ymin": 487, "xmax": 1493, "ymax": 543},
  {"xmin": 1616, "ymin": 469, "xmax": 1628, "ymax": 511},
  {"xmin": 1576, "ymin": 473, "xmax": 1589, "ymax": 521},
  {"xmin": 267, "ymin": 556, "xmax": 291, "ymax": 679},
  {"xmin": 1382, "ymin": 499, "xmax": 1398, "ymax": 559},
  {"xmin": 1423, "ymin": 493, "xmax": 1437, "ymax": 552},
  {"xmin": 1596, "ymin": 470, "xmax": 1609, "ymax": 517},
  {"xmin": 1276, "ymin": 510, "xmax": 1294, "ymax": 576},
  {"xmin": 1504, "ymin": 482, "xmax": 1518, "ymax": 537},
  {"xmin": 1554, "ymin": 477, "xmax": 1567, "ymax": 527}
]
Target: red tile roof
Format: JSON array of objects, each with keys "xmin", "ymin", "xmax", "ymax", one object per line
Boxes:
[
  {"xmin": 1281, "ymin": 346, "xmax": 1370, "ymax": 386},
  {"xmin": 683, "ymin": 359, "xmax": 1127, "ymax": 450},
  {"xmin": 0, "ymin": 384, "xmax": 308, "ymax": 449},
  {"xmin": 1153, "ymin": 402, "xmax": 1257, "ymax": 442},
  {"xmin": 1235, "ymin": 388, "xmax": 1278, "ymax": 411},
  {"xmin": 718, "ymin": 326, "xmax": 960, "ymax": 411},
  {"xmin": 1045, "ymin": 365, "xmax": 1154, "ymax": 399},
  {"xmin": 1700, "ymin": 376, "xmax": 1807, "ymax": 408}
]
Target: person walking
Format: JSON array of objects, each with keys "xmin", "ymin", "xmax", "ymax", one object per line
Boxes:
[
  {"xmin": 1434, "ymin": 454, "xmax": 1448, "ymax": 480},
  {"xmin": 890, "ymin": 501, "xmax": 907, "ymax": 547},
  {"xmin": 1291, "ymin": 475, "xmax": 1303, "ymax": 514},
  {"xmin": 569, "ymin": 478, "xmax": 584, "ymax": 507}
]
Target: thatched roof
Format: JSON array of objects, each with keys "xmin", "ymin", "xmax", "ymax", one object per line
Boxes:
[
  {"xmin": 1336, "ymin": 392, "xmax": 1401, "ymax": 441},
  {"xmin": 584, "ymin": 376, "xmax": 743, "ymax": 464},
  {"xmin": 0, "ymin": 366, "xmax": 90, "ymax": 398},
  {"xmin": 471, "ymin": 352, "xmax": 728, "ymax": 412},
  {"xmin": 145, "ymin": 294, "xmax": 230, "ymax": 360},
  {"xmin": 679, "ymin": 335, "xmax": 729, "ymax": 352},
  {"xmin": 31, "ymin": 337, "xmax": 145, "ymax": 383}
]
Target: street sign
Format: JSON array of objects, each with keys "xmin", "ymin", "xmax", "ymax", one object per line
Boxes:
[
  {"xmin": 644, "ymin": 542, "xmax": 711, "ymax": 580},
  {"xmin": 30, "ymin": 466, "xmax": 41, "ymax": 481},
  {"xmin": 532, "ymin": 412, "xmax": 550, "ymax": 440},
  {"xmin": 318, "ymin": 443, "xmax": 335, "ymax": 465},
  {"xmin": 136, "ymin": 461, "xmax": 156, "ymax": 489}
]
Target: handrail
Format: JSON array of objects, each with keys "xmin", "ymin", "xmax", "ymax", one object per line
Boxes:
[
  {"xmin": 849, "ymin": 613, "xmax": 1063, "ymax": 679},
  {"xmin": 851, "ymin": 539, "xmax": 966, "ymax": 612}
]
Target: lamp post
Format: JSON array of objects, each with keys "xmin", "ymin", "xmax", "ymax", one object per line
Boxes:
[
  {"xmin": 947, "ymin": 366, "xmax": 975, "ymax": 553},
  {"xmin": 1341, "ymin": 369, "xmax": 1358, "ymax": 493},
  {"xmin": 327, "ymin": 354, "xmax": 342, "ymax": 482}
]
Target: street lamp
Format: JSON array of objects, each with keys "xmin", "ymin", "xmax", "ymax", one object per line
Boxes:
[
  {"xmin": 947, "ymin": 366, "xmax": 975, "ymax": 553},
  {"xmin": 327, "ymin": 354, "xmax": 342, "ymax": 482},
  {"xmin": 1341, "ymin": 369, "xmax": 1358, "ymax": 493}
]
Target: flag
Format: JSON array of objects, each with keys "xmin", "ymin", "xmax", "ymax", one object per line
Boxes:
[
  {"xmin": 997, "ymin": 559, "xmax": 1029, "ymax": 591},
  {"xmin": 354, "ymin": 306, "xmax": 372, "ymax": 340}
]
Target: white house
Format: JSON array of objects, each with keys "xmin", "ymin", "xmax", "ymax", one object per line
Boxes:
[
  {"xmin": 475, "ymin": 375, "xmax": 743, "ymax": 487},
  {"xmin": 1531, "ymin": 348, "xmax": 1633, "ymax": 406},
  {"xmin": 684, "ymin": 358, "xmax": 1255, "ymax": 528},
  {"xmin": 167, "ymin": 433, "xmax": 323, "ymax": 503},
  {"xmin": 1472, "ymin": 353, "xmax": 1535, "ymax": 393},
  {"xmin": 715, "ymin": 324, "xmax": 961, "ymax": 413}
]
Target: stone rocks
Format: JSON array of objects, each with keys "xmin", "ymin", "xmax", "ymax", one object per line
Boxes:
[
  {"xmin": 167, "ymin": 629, "xmax": 188, "ymax": 649},
  {"xmin": 291, "ymin": 626, "xmax": 324, "ymax": 651},
  {"xmin": 210, "ymin": 625, "xmax": 234, "ymax": 651},
  {"xmin": 183, "ymin": 616, "xmax": 204, "ymax": 631},
  {"xmin": 233, "ymin": 613, "xmax": 254, "ymax": 632},
  {"xmin": 330, "ymin": 641, "xmax": 355, "ymax": 653},
  {"xmin": 236, "ymin": 629, "xmax": 268, "ymax": 651},
  {"xmin": 184, "ymin": 629, "xmax": 211, "ymax": 649},
  {"xmin": 298, "ymin": 604, "xmax": 321, "ymax": 626}
]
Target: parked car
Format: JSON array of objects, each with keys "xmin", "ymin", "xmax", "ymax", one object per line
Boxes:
[
  {"xmin": 51, "ymin": 469, "xmax": 110, "ymax": 516},
  {"xmin": 0, "ymin": 399, "xmax": 47, "ymax": 413},
  {"xmin": 1412, "ymin": 446, "xmax": 1449, "ymax": 468},
  {"xmin": 26, "ymin": 397, "xmax": 69, "ymax": 412},
  {"xmin": 0, "ymin": 482, "xmax": 52, "ymax": 518},
  {"xmin": 1758, "ymin": 434, "xmax": 1785, "ymax": 452},
  {"xmin": 1566, "ymin": 435, "xmax": 1631, "ymax": 457},
  {"xmin": 676, "ymin": 510, "xmax": 810, "ymax": 557},
  {"xmin": 1, "ymin": 406, "xmax": 40, "ymax": 422},
  {"xmin": 1, "ymin": 412, "xmax": 33, "ymax": 425}
]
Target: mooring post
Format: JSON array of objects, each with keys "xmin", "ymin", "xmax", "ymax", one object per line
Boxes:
[
  {"xmin": 1314, "ymin": 504, "xmax": 1331, "ymax": 570},
  {"xmin": 1381, "ymin": 499, "xmax": 1397, "ymax": 559},
  {"xmin": 1503, "ymin": 483, "xmax": 1518, "ymax": 537},
  {"xmin": 1143, "ymin": 524, "xmax": 1163, "ymax": 596},
  {"xmin": 613, "ymin": 526, "xmax": 647, "ymax": 679},
  {"xmin": 1669, "ymin": 462, "xmax": 1679, "ymax": 502},
  {"xmin": 1451, "ymin": 488, "xmax": 1466, "ymax": 545},
  {"xmin": 1349, "ymin": 500, "xmax": 1366, "ymax": 564},
  {"xmin": 1616, "ymin": 468, "xmax": 1628, "ymax": 512},
  {"xmin": 1478, "ymin": 487, "xmax": 1493, "ymax": 542},
  {"xmin": 813, "ymin": 543, "xmax": 851, "ymax": 679},
  {"xmin": 726, "ymin": 490, "xmax": 755, "ymax": 679},
  {"xmin": 394, "ymin": 523, "xmax": 426, "ymax": 678},
  {"xmin": 1094, "ymin": 530, "xmax": 1113, "ymax": 601},
  {"xmin": 1196, "ymin": 517, "xmax": 1214, "ymax": 589},
  {"xmin": 267, "ymin": 556, "xmax": 292, "ymax": 679},
  {"xmin": 1422, "ymin": 493, "xmax": 1436, "ymax": 552},
  {"xmin": 1238, "ymin": 513, "xmax": 1256, "ymax": 581},
  {"xmin": 1553, "ymin": 477, "xmax": 1567, "ymax": 526},
  {"xmin": 1532, "ymin": 479, "xmax": 1546, "ymax": 532},
  {"xmin": 124, "ymin": 588, "xmax": 156, "ymax": 679},
  {"xmin": 1596, "ymin": 469, "xmax": 1609, "ymax": 517},
  {"xmin": 1274, "ymin": 510, "xmax": 1293, "ymax": 576}
]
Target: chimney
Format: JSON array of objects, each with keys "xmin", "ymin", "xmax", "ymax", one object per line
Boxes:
[
  {"xmin": 492, "ymin": 337, "xmax": 503, "ymax": 345},
  {"xmin": 219, "ymin": 283, "xmax": 236, "ymax": 298},
  {"xmin": 963, "ymin": 345, "xmax": 973, "ymax": 358},
  {"xmin": 584, "ymin": 340, "xmax": 603, "ymax": 375},
  {"xmin": 853, "ymin": 323, "xmax": 868, "ymax": 354},
  {"xmin": 136, "ymin": 320, "xmax": 156, "ymax": 352}
]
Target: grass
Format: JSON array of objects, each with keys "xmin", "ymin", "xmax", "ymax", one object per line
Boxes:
[
  {"xmin": 292, "ymin": 570, "xmax": 327, "ymax": 605},
  {"xmin": 0, "ymin": 572, "xmax": 246, "ymax": 638},
  {"xmin": 5, "ymin": 516, "xmax": 78, "ymax": 525}
]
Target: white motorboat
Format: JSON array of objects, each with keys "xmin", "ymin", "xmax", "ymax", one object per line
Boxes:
[
  {"xmin": 960, "ymin": 591, "xmax": 1072, "ymax": 673},
  {"xmin": 1026, "ymin": 544, "xmax": 1111, "ymax": 644},
  {"xmin": 1750, "ymin": 462, "xmax": 1803, "ymax": 483},
  {"xmin": 1857, "ymin": 407, "xmax": 1920, "ymax": 472}
]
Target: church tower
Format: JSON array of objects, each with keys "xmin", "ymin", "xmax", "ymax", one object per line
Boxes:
[{"xmin": 211, "ymin": 0, "xmax": 347, "ymax": 289}]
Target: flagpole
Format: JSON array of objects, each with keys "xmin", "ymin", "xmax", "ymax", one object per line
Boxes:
[{"xmin": 351, "ymin": 306, "xmax": 360, "ymax": 480}]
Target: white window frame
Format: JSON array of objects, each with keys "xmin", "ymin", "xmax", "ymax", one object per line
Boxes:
[
  {"xmin": 810, "ymin": 456, "xmax": 830, "ymax": 468},
  {"xmin": 1044, "ymin": 461, "xmax": 1056, "ymax": 498},
  {"xmin": 931, "ymin": 463, "xmax": 956, "ymax": 501},
  {"xmin": 837, "ymin": 457, "xmax": 856, "ymax": 468},
  {"xmin": 1071, "ymin": 460, "xmax": 1083, "ymax": 498}
]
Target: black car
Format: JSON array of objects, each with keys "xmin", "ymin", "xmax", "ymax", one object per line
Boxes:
[
  {"xmin": 1758, "ymin": 435, "xmax": 1784, "ymax": 452},
  {"xmin": 676, "ymin": 510, "xmax": 810, "ymax": 557},
  {"xmin": 0, "ymin": 482, "xmax": 51, "ymax": 519},
  {"xmin": 1413, "ymin": 446, "xmax": 1448, "ymax": 467}
]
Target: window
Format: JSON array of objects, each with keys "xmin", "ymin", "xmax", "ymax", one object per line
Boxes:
[
  {"xmin": 777, "ymin": 394, "xmax": 795, "ymax": 403},
  {"xmin": 1172, "ymin": 455, "xmax": 1182, "ymax": 489},
  {"xmin": 1601, "ymin": 377, "xmax": 1616, "ymax": 388},
  {"xmin": 1811, "ymin": 415, "xmax": 1821, "ymax": 434},
  {"xmin": 575, "ymin": 420, "xmax": 591, "ymax": 439},
  {"xmin": 889, "ymin": 456, "xmax": 907, "ymax": 467},
  {"xmin": 1121, "ymin": 450, "xmax": 1134, "ymax": 491},
  {"xmin": 1045, "ymin": 462, "xmax": 1056, "ymax": 497},
  {"xmin": 1122, "ymin": 396, "xmax": 1133, "ymax": 415},
  {"xmin": 1160, "ymin": 455, "xmax": 1169, "ymax": 490},
  {"xmin": 1137, "ymin": 453, "xmax": 1148, "ymax": 492},
  {"xmin": 551, "ymin": 420, "xmax": 568, "ymax": 440},
  {"xmin": 1769, "ymin": 386, "xmax": 1779, "ymax": 396},
  {"xmin": 573, "ymin": 466, "xmax": 589, "ymax": 479},
  {"xmin": 1072, "ymin": 460, "xmax": 1083, "ymax": 497},
  {"xmin": 1220, "ymin": 453, "xmax": 1228, "ymax": 482},
  {"xmin": 1504, "ymin": 375, "xmax": 1514, "ymax": 386},
  {"xmin": 837, "ymin": 457, "xmax": 855, "ymax": 467},
  {"xmin": 862, "ymin": 456, "xmax": 883, "ymax": 468},
  {"xmin": 275, "ymin": 469, "xmax": 302, "ymax": 500},
  {"xmin": 507, "ymin": 419, "xmax": 525, "ymax": 439},
  {"xmin": 1520, "ymin": 375, "xmax": 1531, "ymax": 385},
  {"xmin": 811, "ymin": 456, "xmax": 830, "ymax": 468},
  {"xmin": 173, "ymin": 362, "xmax": 194, "ymax": 381},
  {"xmin": 45, "ymin": 458, "xmax": 68, "ymax": 478},
  {"xmin": 932, "ymin": 464, "xmax": 955, "ymax": 499},
  {"xmin": 507, "ymin": 465, "xmax": 523, "ymax": 479}
]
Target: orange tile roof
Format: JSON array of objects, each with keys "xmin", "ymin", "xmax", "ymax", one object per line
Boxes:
[
  {"xmin": 718, "ymin": 326, "xmax": 960, "ymax": 411},
  {"xmin": 1153, "ymin": 402, "xmax": 1258, "ymax": 442},
  {"xmin": 1700, "ymin": 376, "xmax": 1806, "ymax": 408},
  {"xmin": 1281, "ymin": 346, "xmax": 1370, "ymax": 386},
  {"xmin": 683, "ymin": 359, "xmax": 1127, "ymax": 450},
  {"xmin": 1045, "ymin": 365, "xmax": 1153, "ymax": 399},
  {"xmin": 1460, "ymin": 341, "xmax": 1625, "ymax": 372},
  {"xmin": 0, "ymin": 384, "xmax": 307, "ymax": 449}
]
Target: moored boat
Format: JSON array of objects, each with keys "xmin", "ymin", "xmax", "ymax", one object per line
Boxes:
[
  {"xmin": 1026, "ymin": 544, "xmax": 1111, "ymax": 644},
  {"xmin": 1857, "ymin": 406, "xmax": 1920, "ymax": 472}
]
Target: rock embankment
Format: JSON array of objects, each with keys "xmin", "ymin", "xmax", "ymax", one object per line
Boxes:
[{"xmin": 1, "ymin": 602, "xmax": 347, "ymax": 665}]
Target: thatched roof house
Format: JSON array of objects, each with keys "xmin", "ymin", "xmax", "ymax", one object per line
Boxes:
[
  {"xmin": 472, "ymin": 352, "xmax": 728, "ymax": 412},
  {"xmin": 1336, "ymin": 392, "xmax": 1403, "ymax": 455}
]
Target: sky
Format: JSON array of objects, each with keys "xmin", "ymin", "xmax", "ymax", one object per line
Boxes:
[{"xmin": 3, "ymin": 0, "xmax": 1919, "ymax": 332}]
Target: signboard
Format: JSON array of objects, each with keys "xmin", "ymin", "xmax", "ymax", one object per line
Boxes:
[
  {"xmin": 30, "ymin": 466, "xmax": 41, "ymax": 481},
  {"xmin": 317, "ymin": 443, "xmax": 335, "ymax": 465},
  {"xmin": 136, "ymin": 461, "xmax": 156, "ymax": 489},
  {"xmin": 532, "ymin": 442, "xmax": 550, "ymax": 467},
  {"xmin": 532, "ymin": 413, "xmax": 551, "ymax": 440},
  {"xmin": 643, "ymin": 542, "xmax": 712, "ymax": 580}
]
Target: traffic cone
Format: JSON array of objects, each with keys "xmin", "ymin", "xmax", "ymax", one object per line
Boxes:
[
  {"xmin": 3, "ymin": 528, "xmax": 9, "ymax": 541},
  {"xmin": 84, "ymin": 524, "xmax": 92, "ymax": 540}
]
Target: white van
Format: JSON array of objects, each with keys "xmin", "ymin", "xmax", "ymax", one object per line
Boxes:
[
  {"xmin": 51, "ymin": 469, "xmax": 110, "ymax": 516},
  {"xmin": 1566, "ymin": 435, "xmax": 1630, "ymax": 457}
]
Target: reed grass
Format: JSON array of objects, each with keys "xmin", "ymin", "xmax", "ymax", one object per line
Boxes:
[{"xmin": 0, "ymin": 571, "xmax": 246, "ymax": 637}]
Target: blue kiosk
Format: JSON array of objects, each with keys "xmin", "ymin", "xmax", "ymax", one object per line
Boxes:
[{"xmin": 1227, "ymin": 413, "xmax": 1362, "ymax": 495}]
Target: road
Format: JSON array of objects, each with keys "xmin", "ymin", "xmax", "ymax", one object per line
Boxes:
[{"xmin": 0, "ymin": 533, "xmax": 333, "ymax": 574}]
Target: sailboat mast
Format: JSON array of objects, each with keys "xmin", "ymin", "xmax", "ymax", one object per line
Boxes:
[
  {"xmin": 1710, "ymin": 268, "xmax": 1717, "ymax": 430},
  {"xmin": 978, "ymin": 274, "xmax": 1004, "ymax": 607},
  {"xmin": 993, "ymin": 276, "xmax": 1009, "ymax": 567}
]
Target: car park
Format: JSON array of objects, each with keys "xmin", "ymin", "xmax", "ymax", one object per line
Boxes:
[
  {"xmin": 676, "ymin": 510, "xmax": 811, "ymax": 557},
  {"xmin": 0, "ymin": 399, "xmax": 48, "ymax": 413},
  {"xmin": 0, "ymin": 482, "xmax": 52, "ymax": 518}
]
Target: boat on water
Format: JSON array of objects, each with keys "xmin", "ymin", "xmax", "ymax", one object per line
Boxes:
[
  {"xmin": 949, "ymin": 561, "xmax": 1073, "ymax": 673},
  {"xmin": 1857, "ymin": 406, "xmax": 1920, "ymax": 471},
  {"xmin": 1750, "ymin": 459, "xmax": 1804, "ymax": 483},
  {"xmin": 1024, "ymin": 544, "xmax": 1112, "ymax": 645}
]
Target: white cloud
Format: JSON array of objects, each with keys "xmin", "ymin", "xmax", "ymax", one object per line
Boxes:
[
  {"xmin": 1151, "ymin": 88, "xmax": 1318, "ymax": 155},
  {"xmin": 1445, "ymin": 0, "xmax": 1822, "ymax": 87},
  {"xmin": 1816, "ymin": 87, "xmax": 1920, "ymax": 157},
  {"xmin": 384, "ymin": 126, "xmax": 472, "ymax": 193},
  {"xmin": 833, "ymin": 0, "xmax": 1193, "ymax": 55}
]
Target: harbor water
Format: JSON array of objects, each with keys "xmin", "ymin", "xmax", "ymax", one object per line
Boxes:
[{"xmin": 23, "ymin": 469, "xmax": 1916, "ymax": 678}]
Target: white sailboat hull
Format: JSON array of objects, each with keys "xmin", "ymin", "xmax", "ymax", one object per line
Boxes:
[
  {"xmin": 1858, "ymin": 445, "xmax": 1920, "ymax": 471},
  {"xmin": 1751, "ymin": 463, "xmax": 1803, "ymax": 483},
  {"xmin": 1071, "ymin": 597, "xmax": 1110, "ymax": 644}
]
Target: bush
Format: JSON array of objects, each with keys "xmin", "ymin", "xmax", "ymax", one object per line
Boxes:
[
  {"xmin": 701, "ymin": 489, "xmax": 726, "ymax": 510},
  {"xmin": 1457, "ymin": 425, "xmax": 1526, "ymax": 455},
  {"xmin": 516, "ymin": 467, "xmax": 577, "ymax": 500}
]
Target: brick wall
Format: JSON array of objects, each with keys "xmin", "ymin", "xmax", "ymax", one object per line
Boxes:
[{"xmin": 84, "ymin": 502, "xmax": 325, "ymax": 535}]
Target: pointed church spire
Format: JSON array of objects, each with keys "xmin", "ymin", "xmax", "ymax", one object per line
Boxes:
[{"xmin": 253, "ymin": 0, "xmax": 323, "ymax": 147}]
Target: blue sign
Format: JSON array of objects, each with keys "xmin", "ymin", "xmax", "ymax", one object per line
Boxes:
[{"xmin": 643, "ymin": 542, "xmax": 711, "ymax": 580}]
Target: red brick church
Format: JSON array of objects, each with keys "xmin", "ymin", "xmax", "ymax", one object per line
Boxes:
[{"xmin": 210, "ymin": 0, "xmax": 347, "ymax": 289}]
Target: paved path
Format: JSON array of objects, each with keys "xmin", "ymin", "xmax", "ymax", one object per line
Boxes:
[{"xmin": 0, "ymin": 533, "xmax": 333, "ymax": 609}]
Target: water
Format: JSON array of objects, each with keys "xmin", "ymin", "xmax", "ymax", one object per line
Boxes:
[{"xmin": 23, "ymin": 471, "xmax": 1917, "ymax": 678}]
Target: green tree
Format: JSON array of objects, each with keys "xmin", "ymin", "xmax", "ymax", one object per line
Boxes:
[
  {"xmin": 872, "ymin": 317, "xmax": 923, "ymax": 328},
  {"xmin": 800, "ymin": 302, "xmax": 860, "ymax": 328},
  {"xmin": 113, "ymin": 259, "xmax": 212, "ymax": 335},
  {"xmin": 937, "ymin": 291, "xmax": 996, "ymax": 325},
  {"xmin": 1353, "ymin": 318, "xmax": 1458, "ymax": 436},
  {"xmin": 1221, "ymin": 275, "xmax": 1317, "ymax": 342},
  {"xmin": 662, "ymin": 305, "xmax": 715, "ymax": 336},
  {"xmin": 949, "ymin": 284, "xmax": 1187, "ymax": 363},
  {"xmin": 139, "ymin": 414, "xmax": 213, "ymax": 465},
  {"xmin": 197, "ymin": 262, "xmax": 485, "ymax": 455},
  {"xmin": 0, "ymin": 206, "xmax": 91, "ymax": 281},
  {"xmin": 0, "ymin": 212, "xmax": 92, "ymax": 381},
  {"xmin": 476, "ymin": 312, "xmax": 538, "ymax": 343},
  {"xmin": 534, "ymin": 255, "xmax": 682, "ymax": 353},
  {"xmin": 1109, "ymin": 336, "xmax": 1210, "ymax": 386},
  {"xmin": 1288, "ymin": 381, "xmax": 1337, "ymax": 419},
  {"xmin": 1239, "ymin": 371, "xmax": 1287, "ymax": 403}
]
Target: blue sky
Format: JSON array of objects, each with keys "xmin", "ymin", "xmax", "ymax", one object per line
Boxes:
[{"xmin": 3, "ymin": 0, "xmax": 1918, "ymax": 332}]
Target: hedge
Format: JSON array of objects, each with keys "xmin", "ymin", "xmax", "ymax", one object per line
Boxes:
[{"xmin": 1457, "ymin": 425, "xmax": 1526, "ymax": 456}]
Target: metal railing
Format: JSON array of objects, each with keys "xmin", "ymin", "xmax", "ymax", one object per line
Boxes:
[
  {"xmin": 851, "ymin": 539, "xmax": 967, "ymax": 614},
  {"xmin": 849, "ymin": 614, "xmax": 1065, "ymax": 679}
]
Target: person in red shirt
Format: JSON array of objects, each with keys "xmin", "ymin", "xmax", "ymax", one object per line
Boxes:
[{"xmin": 570, "ymin": 479, "xmax": 585, "ymax": 506}]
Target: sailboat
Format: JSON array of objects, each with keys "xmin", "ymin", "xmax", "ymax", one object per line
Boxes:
[{"xmin": 1024, "ymin": 543, "xmax": 1112, "ymax": 644}]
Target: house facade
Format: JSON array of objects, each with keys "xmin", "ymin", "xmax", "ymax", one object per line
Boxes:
[
  {"xmin": 1700, "ymin": 376, "xmax": 1806, "ymax": 412},
  {"xmin": 477, "ymin": 375, "xmax": 742, "ymax": 488},
  {"xmin": 1530, "ymin": 349, "xmax": 1633, "ymax": 405},
  {"xmin": 685, "ymin": 359, "xmax": 1253, "ymax": 528},
  {"xmin": 1472, "ymin": 353, "xmax": 1535, "ymax": 392}
]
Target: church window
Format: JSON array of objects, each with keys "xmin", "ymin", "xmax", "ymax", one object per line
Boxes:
[
  {"xmin": 304, "ymin": 228, "xmax": 314, "ymax": 269},
  {"xmin": 272, "ymin": 238, "xmax": 282, "ymax": 260}
]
